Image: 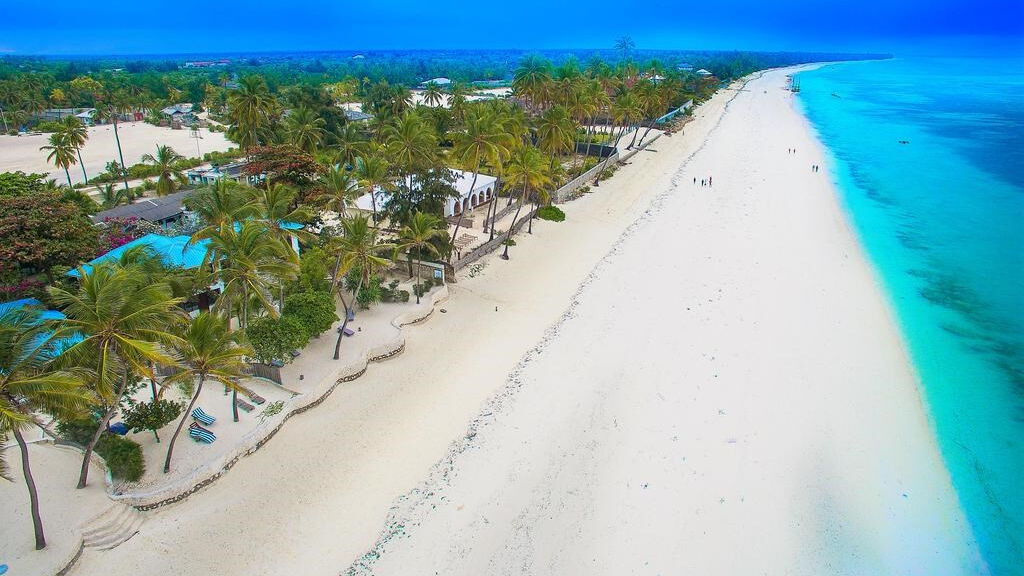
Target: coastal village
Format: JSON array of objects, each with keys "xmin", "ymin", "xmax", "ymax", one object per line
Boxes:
[{"xmin": 1, "ymin": 51, "xmax": 708, "ymax": 574}]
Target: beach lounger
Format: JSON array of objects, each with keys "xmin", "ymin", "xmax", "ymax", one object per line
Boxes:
[
  {"xmin": 236, "ymin": 398, "xmax": 255, "ymax": 412},
  {"xmin": 343, "ymin": 327, "xmax": 355, "ymax": 337},
  {"xmin": 192, "ymin": 407, "xmax": 215, "ymax": 426},
  {"xmin": 289, "ymin": 349, "xmax": 301, "ymax": 358},
  {"xmin": 249, "ymin": 393, "xmax": 266, "ymax": 405},
  {"xmin": 270, "ymin": 359, "xmax": 285, "ymax": 368},
  {"xmin": 188, "ymin": 422, "xmax": 216, "ymax": 444}
]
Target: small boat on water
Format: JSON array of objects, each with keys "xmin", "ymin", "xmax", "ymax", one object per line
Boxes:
[{"xmin": 832, "ymin": 92, "xmax": 842, "ymax": 98}]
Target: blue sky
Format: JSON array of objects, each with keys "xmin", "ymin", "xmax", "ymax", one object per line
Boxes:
[{"xmin": 2, "ymin": 0, "xmax": 1021, "ymax": 56}]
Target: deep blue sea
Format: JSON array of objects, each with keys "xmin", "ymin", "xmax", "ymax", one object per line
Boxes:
[{"xmin": 797, "ymin": 57, "xmax": 1024, "ymax": 575}]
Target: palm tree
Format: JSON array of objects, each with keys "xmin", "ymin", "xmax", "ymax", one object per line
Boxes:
[
  {"xmin": 40, "ymin": 132, "xmax": 77, "ymax": 187},
  {"xmin": 382, "ymin": 111, "xmax": 437, "ymax": 192},
  {"xmin": 244, "ymin": 183, "xmax": 313, "ymax": 312},
  {"xmin": 95, "ymin": 183, "xmax": 134, "ymax": 209},
  {"xmin": 335, "ymin": 123, "xmax": 367, "ymax": 168},
  {"xmin": 283, "ymin": 106, "xmax": 326, "ymax": 153},
  {"xmin": 227, "ymin": 76, "xmax": 276, "ymax": 152},
  {"xmin": 449, "ymin": 107, "xmax": 512, "ymax": 262},
  {"xmin": 59, "ymin": 116, "xmax": 90, "ymax": 184},
  {"xmin": 49, "ymin": 263, "xmax": 185, "ymax": 488},
  {"xmin": 615, "ymin": 35, "xmax": 636, "ymax": 62},
  {"xmin": 594, "ymin": 91, "xmax": 642, "ymax": 186},
  {"xmin": 185, "ymin": 179, "xmax": 251, "ymax": 239},
  {"xmin": 317, "ymin": 166, "xmax": 360, "ymax": 218},
  {"xmin": 422, "ymin": 81, "xmax": 444, "ymax": 107},
  {"xmin": 355, "ymin": 151, "xmax": 391, "ymax": 222},
  {"xmin": 1, "ymin": 308, "xmax": 88, "ymax": 550},
  {"xmin": 141, "ymin": 144, "xmax": 186, "ymax": 196},
  {"xmin": 513, "ymin": 55, "xmax": 553, "ymax": 111},
  {"xmin": 536, "ymin": 105, "xmax": 578, "ymax": 171},
  {"xmin": 162, "ymin": 312, "xmax": 250, "ymax": 473},
  {"xmin": 397, "ymin": 212, "xmax": 446, "ymax": 303},
  {"xmin": 93, "ymin": 94, "xmax": 132, "ymax": 191},
  {"xmin": 328, "ymin": 214, "xmax": 394, "ymax": 360},
  {"xmin": 500, "ymin": 145, "xmax": 551, "ymax": 260}
]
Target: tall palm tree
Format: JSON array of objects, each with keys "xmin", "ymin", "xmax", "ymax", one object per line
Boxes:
[
  {"xmin": 244, "ymin": 183, "xmax": 313, "ymax": 312},
  {"xmin": 334, "ymin": 123, "xmax": 367, "ymax": 169},
  {"xmin": 536, "ymin": 105, "xmax": 578, "ymax": 171},
  {"xmin": 328, "ymin": 214, "xmax": 394, "ymax": 359},
  {"xmin": 59, "ymin": 115, "xmax": 90, "ymax": 184},
  {"xmin": 317, "ymin": 166, "xmax": 360, "ymax": 218},
  {"xmin": 422, "ymin": 81, "xmax": 444, "ymax": 107},
  {"xmin": 162, "ymin": 312, "xmax": 250, "ymax": 473},
  {"xmin": 355, "ymin": 151, "xmax": 391, "ymax": 222},
  {"xmin": 500, "ymin": 145, "xmax": 551, "ymax": 259},
  {"xmin": 449, "ymin": 107, "xmax": 512, "ymax": 262},
  {"xmin": 141, "ymin": 144, "xmax": 186, "ymax": 196},
  {"xmin": 40, "ymin": 132, "xmax": 77, "ymax": 187},
  {"xmin": 397, "ymin": 212, "xmax": 446, "ymax": 303},
  {"xmin": 513, "ymin": 55, "xmax": 553, "ymax": 111},
  {"xmin": 1, "ymin": 308, "xmax": 88, "ymax": 550},
  {"xmin": 227, "ymin": 76, "xmax": 276, "ymax": 152},
  {"xmin": 382, "ymin": 111, "xmax": 437, "ymax": 192},
  {"xmin": 594, "ymin": 91, "xmax": 642, "ymax": 186},
  {"xmin": 93, "ymin": 93, "xmax": 131, "ymax": 191},
  {"xmin": 49, "ymin": 263, "xmax": 185, "ymax": 488},
  {"xmin": 283, "ymin": 106, "xmax": 326, "ymax": 153}
]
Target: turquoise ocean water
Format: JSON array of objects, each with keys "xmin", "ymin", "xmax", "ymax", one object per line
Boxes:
[{"xmin": 796, "ymin": 58, "xmax": 1024, "ymax": 575}]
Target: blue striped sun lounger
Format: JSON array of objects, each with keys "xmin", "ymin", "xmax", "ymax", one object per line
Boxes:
[
  {"xmin": 188, "ymin": 423, "xmax": 216, "ymax": 444},
  {"xmin": 192, "ymin": 407, "xmax": 215, "ymax": 426}
]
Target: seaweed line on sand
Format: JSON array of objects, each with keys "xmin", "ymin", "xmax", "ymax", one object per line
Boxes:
[{"xmin": 343, "ymin": 72, "xmax": 762, "ymax": 576}]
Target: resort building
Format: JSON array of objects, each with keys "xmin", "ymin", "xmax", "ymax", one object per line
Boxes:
[
  {"xmin": 344, "ymin": 109, "xmax": 373, "ymax": 123},
  {"xmin": 696, "ymin": 69, "xmax": 713, "ymax": 77},
  {"xmin": 186, "ymin": 161, "xmax": 250, "ymax": 186},
  {"xmin": 90, "ymin": 190, "xmax": 191, "ymax": 227},
  {"xmin": 0, "ymin": 298, "xmax": 82, "ymax": 355},
  {"xmin": 161, "ymin": 103, "xmax": 196, "ymax": 124},
  {"xmin": 420, "ymin": 77, "xmax": 452, "ymax": 87},
  {"xmin": 353, "ymin": 169, "xmax": 497, "ymax": 219},
  {"xmin": 36, "ymin": 108, "xmax": 95, "ymax": 125}
]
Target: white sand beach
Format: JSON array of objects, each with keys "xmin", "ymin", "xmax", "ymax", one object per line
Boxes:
[
  {"xmin": 0, "ymin": 122, "xmax": 234, "ymax": 186},
  {"xmin": 69, "ymin": 67, "xmax": 984, "ymax": 575}
]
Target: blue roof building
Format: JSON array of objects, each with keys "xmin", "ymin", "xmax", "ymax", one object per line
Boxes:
[
  {"xmin": 68, "ymin": 234, "xmax": 210, "ymax": 278},
  {"xmin": 0, "ymin": 298, "xmax": 84, "ymax": 357}
]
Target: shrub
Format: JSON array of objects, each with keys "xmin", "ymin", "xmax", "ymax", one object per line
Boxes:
[
  {"xmin": 344, "ymin": 268, "xmax": 383, "ymax": 309},
  {"xmin": 284, "ymin": 291, "xmax": 338, "ymax": 338},
  {"xmin": 503, "ymin": 238, "xmax": 517, "ymax": 246},
  {"xmin": 56, "ymin": 417, "xmax": 97, "ymax": 446},
  {"xmin": 536, "ymin": 205, "xmax": 566, "ymax": 222},
  {"xmin": 121, "ymin": 398, "xmax": 184, "ymax": 442},
  {"xmin": 246, "ymin": 315, "xmax": 309, "ymax": 364},
  {"xmin": 33, "ymin": 121, "xmax": 63, "ymax": 133},
  {"xmin": 95, "ymin": 435, "xmax": 145, "ymax": 482}
]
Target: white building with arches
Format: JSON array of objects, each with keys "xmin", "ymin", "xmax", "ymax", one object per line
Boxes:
[{"xmin": 355, "ymin": 169, "xmax": 497, "ymax": 219}]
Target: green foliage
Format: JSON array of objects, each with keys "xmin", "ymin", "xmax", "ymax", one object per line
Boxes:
[
  {"xmin": 343, "ymin": 267, "xmax": 384, "ymax": 309},
  {"xmin": 503, "ymin": 238, "xmax": 517, "ymax": 246},
  {"xmin": 32, "ymin": 121, "xmax": 64, "ymax": 132},
  {"xmin": 258, "ymin": 400, "xmax": 285, "ymax": 423},
  {"xmin": 380, "ymin": 279, "xmax": 410, "ymax": 303},
  {"xmin": 284, "ymin": 290, "xmax": 338, "ymax": 338},
  {"xmin": 0, "ymin": 190, "xmax": 100, "ymax": 278},
  {"xmin": 291, "ymin": 247, "xmax": 332, "ymax": 294},
  {"xmin": 536, "ymin": 205, "xmax": 566, "ymax": 222},
  {"xmin": 245, "ymin": 315, "xmax": 309, "ymax": 364},
  {"xmin": 121, "ymin": 398, "xmax": 184, "ymax": 442},
  {"xmin": 0, "ymin": 171, "xmax": 50, "ymax": 197},
  {"xmin": 56, "ymin": 417, "xmax": 97, "ymax": 446},
  {"xmin": 95, "ymin": 434, "xmax": 145, "ymax": 482}
]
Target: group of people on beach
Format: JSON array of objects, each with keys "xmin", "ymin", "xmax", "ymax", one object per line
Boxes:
[
  {"xmin": 812, "ymin": 164, "xmax": 820, "ymax": 172},
  {"xmin": 787, "ymin": 147, "xmax": 797, "ymax": 154},
  {"xmin": 694, "ymin": 176, "xmax": 713, "ymax": 187}
]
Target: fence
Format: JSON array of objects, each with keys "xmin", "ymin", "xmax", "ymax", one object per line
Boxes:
[
  {"xmin": 453, "ymin": 207, "xmax": 537, "ymax": 272},
  {"xmin": 552, "ymin": 151, "xmax": 620, "ymax": 203}
]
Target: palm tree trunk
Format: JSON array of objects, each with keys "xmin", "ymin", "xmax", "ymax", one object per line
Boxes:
[
  {"xmin": 164, "ymin": 377, "xmax": 204, "ymax": 473},
  {"xmin": 64, "ymin": 166, "xmax": 72, "ymax": 188},
  {"xmin": 448, "ymin": 165, "xmax": 479, "ymax": 264},
  {"xmin": 13, "ymin": 426, "xmax": 46, "ymax": 550},
  {"xmin": 232, "ymin": 388, "xmax": 239, "ymax": 422},
  {"xmin": 638, "ymin": 116, "xmax": 659, "ymax": 147},
  {"xmin": 77, "ymin": 148, "xmax": 89, "ymax": 183},
  {"xmin": 78, "ymin": 369, "xmax": 130, "ymax": 489},
  {"xmin": 112, "ymin": 115, "xmax": 129, "ymax": 191},
  {"xmin": 500, "ymin": 184, "xmax": 528, "ymax": 260},
  {"xmin": 594, "ymin": 125, "xmax": 626, "ymax": 187},
  {"xmin": 333, "ymin": 274, "xmax": 363, "ymax": 360}
]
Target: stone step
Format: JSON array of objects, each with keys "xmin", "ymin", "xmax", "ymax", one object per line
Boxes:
[{"xmin": 82, "ymin": 504, "xmax": 144, "ymax": 550}]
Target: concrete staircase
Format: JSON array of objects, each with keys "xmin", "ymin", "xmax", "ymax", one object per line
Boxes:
[{"xmin": 81, "ymin": 504, "xmax": 144, "ymax": 551}]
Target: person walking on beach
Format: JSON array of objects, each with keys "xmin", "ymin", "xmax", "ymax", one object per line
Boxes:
[
  {"xmin": 709, "ymin": 176, "xmax": 713, "ymax": 186},
  {"xmin": 694, "ymin": 177, "xmax": 697, "ymax": 184}
]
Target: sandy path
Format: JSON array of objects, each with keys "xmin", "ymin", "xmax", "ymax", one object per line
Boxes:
[
  {"xmin": 72, "ymin": 67, "xmax": 982, "ymax": 576},
  {"xmin": 0, "ymin": 122, "xmax": 233, "ymax": 186}
]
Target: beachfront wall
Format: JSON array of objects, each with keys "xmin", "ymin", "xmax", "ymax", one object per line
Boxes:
[
  {"xmin": 656, "ymin": 100, "xmax": 693, "ymax": 125},
  {"xmin": 551, "ymin": 151, "xmax": 620, "ymax": 203}
]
